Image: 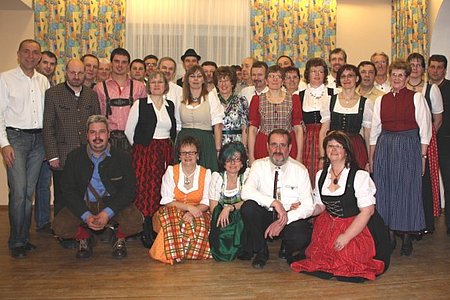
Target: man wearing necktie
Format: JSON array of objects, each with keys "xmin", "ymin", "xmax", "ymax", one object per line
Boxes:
[{"xmin": 241, "ymin": 129, "xmax": 314, "ymax": 268}]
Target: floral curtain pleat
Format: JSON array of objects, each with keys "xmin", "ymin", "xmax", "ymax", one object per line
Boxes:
[
  {"xmin": 251, "ymin": 0, "xmax": 336, "ymax": 73},
  {"xmin": 391, "ymin": 0, "xmax": 428, "ymax": 60},
  {"xmin": 34, "ymin": 0, "xmax": 126, "ymax": 83}
]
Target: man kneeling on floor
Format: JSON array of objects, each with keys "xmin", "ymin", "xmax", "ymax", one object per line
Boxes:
[
  {"xmin": 240, "ymin": 129, "xmax": 315, "ymax": 268},
  {"xmin": 52, "ymin": 115, "xmax": 143, "ymax": 259}
]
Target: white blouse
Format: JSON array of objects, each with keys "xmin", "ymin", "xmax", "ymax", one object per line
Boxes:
[
  {"xmin": 302, "ymin": 84, "xmax": 331, "ymax": 112},
  {"xmin": 208, "ymin": 169, "xmax": 250, "ymax": 201},
  {"xmin": 160, "ymin": 164, "xmax": 211, "ymax": 206},
  {"xmin": 320, "ymin": 94, "xmax": 373, "ymax": 129},
  {"xmin": 313, "ymin": 167, "xmax": 376, "ymax": 208}
]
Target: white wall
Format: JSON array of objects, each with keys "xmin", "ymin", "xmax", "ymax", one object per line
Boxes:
[{"xmin": 336, "ymin": 0, "xmax": 391, "ymax": 65}]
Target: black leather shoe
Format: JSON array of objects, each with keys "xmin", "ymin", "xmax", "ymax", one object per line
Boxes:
[
  {"xmin": 112, "ymin": 237, "xmax": 127, "ymax": 259},
  {"xmin": 36, "ymin": 222, "xmax": 52, "ymax": 234},
  {"xmin": 10, "ymin": 246, "xmax": 27, "ymax": 259},
  {"xmin": 400, "ymin": 234, "xmax": 413, "ymax": 256},
  {"xmin": 388, "ymin": 230, "xmax": 396, "ymax": 253},
  {"xmin": 252, "ymin": 247, "xmax": 268, "ymax": 269},
  {"xmin": 76, "ymin": 238, "xmax": 93, "ymax": 259},
  {"xmin": 24, "ymin": 242, "xmax": 37, "ymax": 251},
  {"xmin": 140, "ymin": 233, "xmax": 154, "ymax": 249}
]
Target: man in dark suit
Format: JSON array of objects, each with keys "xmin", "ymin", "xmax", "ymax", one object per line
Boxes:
[
  {"xmin": 52, "ymin": 115, "xmax": 142, "ymax": 259},
  {"xmin": 43, "ymin": 58, "xmax": 101, "ymax": 219}
]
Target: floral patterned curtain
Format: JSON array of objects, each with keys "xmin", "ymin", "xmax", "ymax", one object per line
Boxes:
[
  {"xmin": 391, "ymin": 0, "xmax": 428, "ymax": 60},
  {"xmin": 251, "ymin": 0, "xmax": 336, "ymax": 73},
  {"xmin": 34, "ymin": 0, "xmax": 126, "ymax": 83}
]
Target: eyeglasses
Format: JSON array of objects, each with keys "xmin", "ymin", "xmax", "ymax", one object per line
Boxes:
[
  {"xmin": 189, "ymin": 74, "xmax": 203, "ymax": 79},
  {"xmin": 179, "ymin": 151, "xmax": 197, "ymax": 156},
  {"xmin": 269, "ymin": 143, "xmax": 288, "ymax": 149},
  {"xmin": 149, "ymin": 80, "xmax": 164, "ymax": 85},
  {"xmin": 218, "ymin": 79, "xmax": 231, "ymax": 84},
  {"xmin": 391, "ymin": 73, "xmax": 406, "ymax": 79},
  {"xmin": 225, "ymin": 157, "xmax": 242, "ymax": 164},
  {"xmin": 267, "ymin": 74, "xmax": 282, "ymax": 80},
  {"xmin": 310, "ymin": 69, "xmax": 325, "ymax": 75},
  {"xmin": 327, "ymin": 144, "xmax": 344, "ymax": 150},
  {"xmin": 67, "ymin": 71, "xmax": 85, "ymax": 77}
]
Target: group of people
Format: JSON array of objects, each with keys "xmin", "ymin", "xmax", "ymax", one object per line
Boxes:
[{"xmin": 1, "ymin": 38, "xmax": 450, "ymax": 284}]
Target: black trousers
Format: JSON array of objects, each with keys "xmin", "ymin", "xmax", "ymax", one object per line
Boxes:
[
  {"xmin": 440, "ymin": 155, "xmax": 450, "ymax": 231},
  {"xmin": 240, "ymin": 200, "xmax": 311, "ymax": 257},
  {"xmin": 52, "ymin": 170, "xmax": 64, "ymax": 216}
]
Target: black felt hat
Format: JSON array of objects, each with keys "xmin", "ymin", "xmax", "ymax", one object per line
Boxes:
[{"xmin": 181, "ymin": 48, "xmax": 201, "ymax": 61}]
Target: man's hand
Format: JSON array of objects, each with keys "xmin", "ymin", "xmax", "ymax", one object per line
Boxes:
[
  {"xmin": 49, "ymin": 159, "xmax": 60, "ymax": 169},
  {"xmin": 264, "ymin": 221, "xmax": 285, "ymax": 239},
  {"xmin": 1, "ymin": 145, "xmax": 15, "ymax": 167},
  {"xmin": 86, "ymin": 215, "xmax": 103, "ymax": 231},
  {"xmin": 272, "ymin": 200, "xmax": 288, "ymax": 226}
]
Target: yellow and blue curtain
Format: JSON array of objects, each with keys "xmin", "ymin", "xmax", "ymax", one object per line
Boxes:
[
  {"xmin": 250, "ymin": 0, "xmax": 337, "ymax": 73},
  {"xmin": 34, "ymin": 0, "xmax": 126, "ymax": 83},
  {"xmin": 391, "ymin": 0, "xmax": 428, "ymax": 60}
]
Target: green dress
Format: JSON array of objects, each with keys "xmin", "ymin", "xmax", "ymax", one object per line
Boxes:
[{"xmin": 209, "ymin": 172, "xmax": 244, "ymax": 261}]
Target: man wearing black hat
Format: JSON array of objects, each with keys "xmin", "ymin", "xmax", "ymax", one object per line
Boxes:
[{"xmin": 176, "ymin": 48, "xmax": 201, "ymax": 87}]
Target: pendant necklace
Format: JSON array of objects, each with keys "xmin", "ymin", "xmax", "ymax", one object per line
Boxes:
[
  {"xmin": 407, "ymin": 79, "xmax": 423, "ymax": 92},
  {"xmin": 191, "ymin": 97, "xmax": 200, "ymax": 103},
  {"xmin": 331, "ymin": 167, "xmax": 345, "ymax": 184},
  {"xmin": 184, "ymin": 170, "xmax": 196, "ymax": 185}
]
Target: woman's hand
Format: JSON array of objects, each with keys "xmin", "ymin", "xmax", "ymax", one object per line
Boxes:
[
  {"xmin": 187, "ymin": 205, "xmax": 202, "ymax": 218},
  {"xmin": 183, "ymin": 211, "xmax": 194, "ymax": 223},
  {"xmin": 216, "ymin": 206, "xmax": 232, "ymax": 227},
  {"xmin": 421, "ymin": 156, "xmax": 426, "ymax": 176},
  {"xmin": 334, "ymin": 233, "xmax": 351, "ymax": 251}
]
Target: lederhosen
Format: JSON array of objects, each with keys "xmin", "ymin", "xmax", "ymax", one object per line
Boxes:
[{"xmin": 103, "ymin": 81, "xmax": 134, "ymax": 153}]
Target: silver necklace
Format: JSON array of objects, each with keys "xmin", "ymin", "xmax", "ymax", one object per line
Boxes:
[{"xmin": 183, "ymin": 170, "xmax": 196, "ymax": 185}]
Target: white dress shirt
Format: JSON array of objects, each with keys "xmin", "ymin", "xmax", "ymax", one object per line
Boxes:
[
  {"xmin": 239, "ymin": 86, "xmax": 269, "ymax": 106},
  {"xmin": 241, "ymin": 157, "xmax": 314, "ymax": 224},
  {"xmin": 167, "ymin": 81, "xmax": 182, "ymax": 131},
  {"xmin": 0, "ymin": 66, "xmax": 50, "ymax": 147}
]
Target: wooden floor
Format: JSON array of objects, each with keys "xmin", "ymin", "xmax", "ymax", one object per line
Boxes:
[{"xmin": 1, "ymin": 207, "xmax": 450, "ymax": 299}]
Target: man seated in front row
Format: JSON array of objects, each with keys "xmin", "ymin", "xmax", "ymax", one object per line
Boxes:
[
  {"xmin": 52, "ymin": 115, "xmax": 142, "ymax": 259},
  {"xmin": 241, "ymin": 129, "xmax": 314, "ymax": 268}
]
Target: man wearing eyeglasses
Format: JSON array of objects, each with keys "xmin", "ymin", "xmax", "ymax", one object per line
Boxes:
[
  {"xmin": 240, "ymin": 128, "xmax": 314, "ymax": 269},
  {"xmin": 43, "ymin": 59, "xmax": 101, "ymax": 227}
]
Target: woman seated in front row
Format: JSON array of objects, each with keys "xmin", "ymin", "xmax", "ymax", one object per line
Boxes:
[
  {"xmin": 149, "ymin": 136, "xmax": 212, "ymax": 264},
  {"xmin": 291, "ymin": 130, "xmax": 390, "ymax": 283},
  {"xmin": 209, "ymin": 141, "xmax": 249, "ymax": 261}
]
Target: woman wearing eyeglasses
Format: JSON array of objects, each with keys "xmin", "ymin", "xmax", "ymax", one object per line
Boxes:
[
  {"xmin": 149, "ymin": 136, "xmax": 212, "ymax": 264},
  {"xmin": 209, "ymin": 141, "xmax": 249, "ymax": 261},
  {"xmin": 248, "ymin": 65, "xmax": 303, "ymax": 165},
  {"xmin": 125, "ymin": 70, "xmax": 177, "ymax": 248},
  {"xmin": 291, "ymin": 131, "xmax": 390, "ymax": 283},
  {"xmin": 370, "ymin": 60, "xmax": 432, "ymax": 256},
  {"xmin": 319, "ymin": 64, "xmax": 372, "ymax": 171},
  {"xmin": 177, "ymin": 65, "xmax": 224, "ymax": 172}
]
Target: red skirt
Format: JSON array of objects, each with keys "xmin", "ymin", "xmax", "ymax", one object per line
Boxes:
[
  {"xmin": 303, "ymin": 123, "xmax": 321, "ymax": 186},
  {"xmin": 132, "ymin": 139, "xmax": 173, "ymax": 216},
  {"xmin": 291, "ymin": 211, "xmax": 385, "ymax": 280},
  {"xmin": 254, "ymin": 131, "xmax": 298, "ymax": 160},
  {"xmin": 348, "ymin": 133, "xmax": 368, "ymax": 170}
]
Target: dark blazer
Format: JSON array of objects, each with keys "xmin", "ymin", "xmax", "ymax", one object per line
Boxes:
[
  {"xmin": 43, "ymin": 82, "xmax": 101, "ymax": 169},
  {"xmin": 61, "ymin": 145, "xmax": 136, "ymax": 219}
]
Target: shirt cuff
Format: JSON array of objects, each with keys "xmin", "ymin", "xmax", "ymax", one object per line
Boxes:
[
  {"xmin": 81, "ymin": 211, "xmax": 92, "ymax": 223},
  {"xmin": 102, "ymin": 207, "xmax": 115, "ymax": 219}
]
